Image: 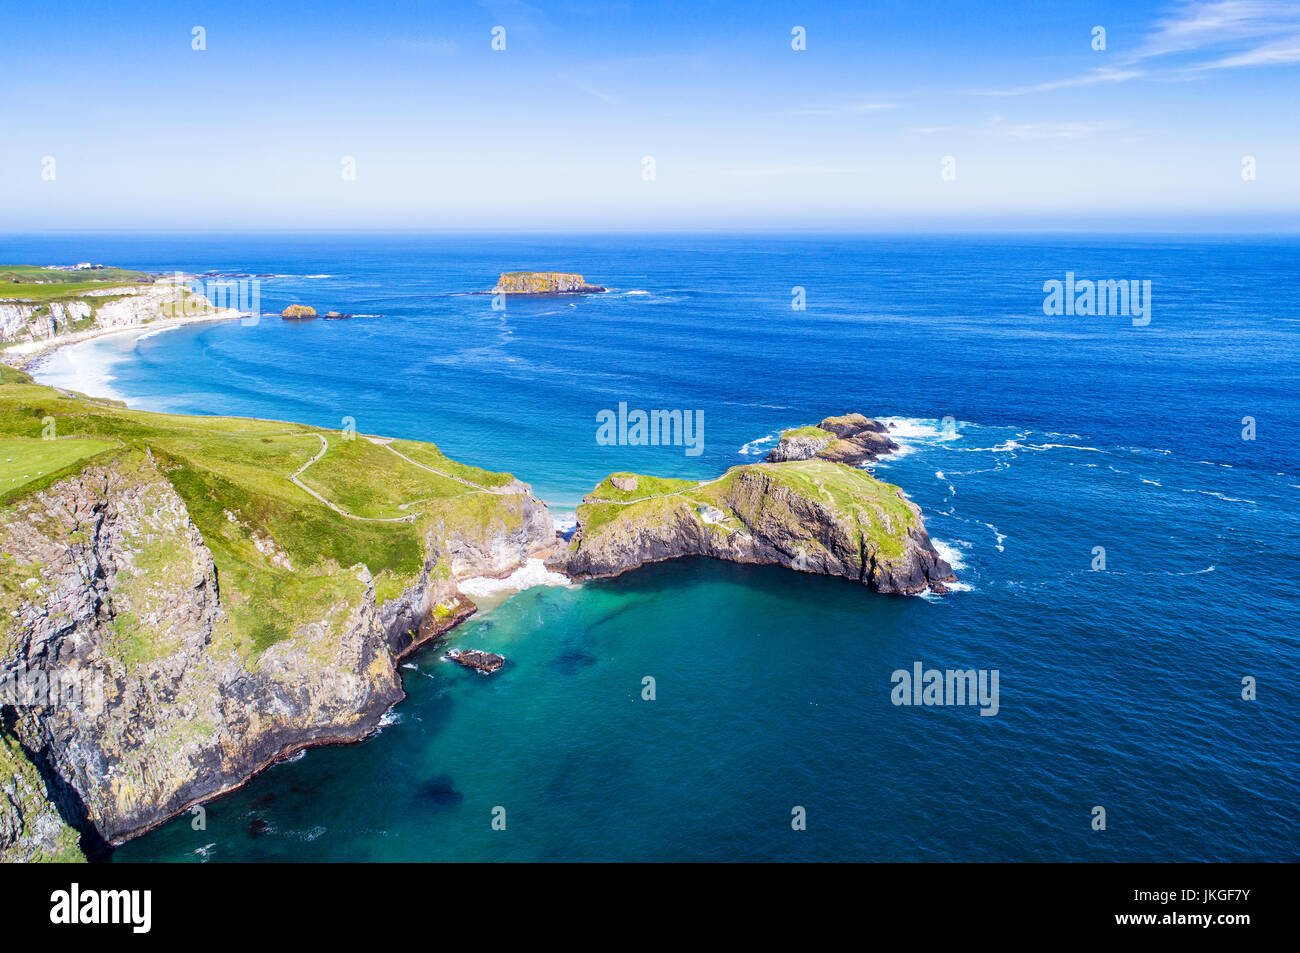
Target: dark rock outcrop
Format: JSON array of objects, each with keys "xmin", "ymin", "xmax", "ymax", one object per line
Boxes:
[{"xmin": 445, "ymin": 649, "xmax": 505, "ymax": 674}]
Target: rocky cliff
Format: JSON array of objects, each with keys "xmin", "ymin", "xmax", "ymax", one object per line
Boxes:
[
  {"xmin": 0, "ymin": 732, "xmax": 84, "ymax": 863},
  {"xmin": 491, "ymin": 271, "xmax": 606, "ymax": 294},
  {"xmin": 0, "ymin": 373, "xmax": 554, "ymax": 855},
  {"xmin": 0, "ymin": 278, "xmax": 206, "ymax": 348}
]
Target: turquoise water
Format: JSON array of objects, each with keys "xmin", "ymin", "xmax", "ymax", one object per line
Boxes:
[{"xmin": 7, "ymin": 233, "xmax": 1298, "ymax": 861}]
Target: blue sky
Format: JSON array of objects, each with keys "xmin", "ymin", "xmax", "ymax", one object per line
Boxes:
[{"xmin": 3, "ymin": 0, "xmax": 1297, "ymax": 230}]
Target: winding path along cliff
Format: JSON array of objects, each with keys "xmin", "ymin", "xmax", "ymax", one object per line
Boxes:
[
  {"xmin": 0, "ymin": 381, "xmax": 950, "ymax": 860},
  {"xmin": 0, "ymin": 368, "xmax": 552, "ymax": 858}
]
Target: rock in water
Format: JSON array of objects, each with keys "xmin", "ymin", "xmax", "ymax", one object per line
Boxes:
[
  {"xmin": 549, "ymin": 453, "xmax": 956, "ymax": 595},
  {"xmin": 445, "ymin": 648, "xmax": 506, "ymax": 674},
  {"xmin": 281, "ymin": 304, "xmax": 317, "ymax": 319},
  {"xmin": 766, "ymin": 413, "xmax": 899, "ymax": 466},
  {"xmin": 490, "ymin": 272, "xmax": 606, "ymax": 295}
]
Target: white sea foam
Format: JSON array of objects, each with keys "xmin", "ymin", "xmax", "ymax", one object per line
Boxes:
[
  {"xmin": 1179, "ymin": 489, "xmax": 1257, "ymax": 505},
  {"xmin": 739, "ymin": 432, "xmax": 781, "ymax": 456},
  {"xmin": 458, "ymin": 558, "xmax": 571, "ymax": 598},
  {"xmin": 932, "ymin": 538, "xmax": 969, "ymax": 570},
  {"xmin": 952, "ymin": 439, "xmax": 1021, "ymax": 453},
  {"xmin": 1026, "ymin": 442, "xmax": 1107, "ymax": 453},
  {"xmin": 31, "ymin": 335, "xmax": 127, "ymax": 401},
  {"xmin": 977, "ymin": 521, "xmax": 1006, "ymax": 552}
]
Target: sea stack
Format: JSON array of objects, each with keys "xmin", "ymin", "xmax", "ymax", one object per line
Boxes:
[
  {"xmin": 281, "ymin": 305, "xmax": 317, "ymax": 320},
  {"xmin": 491, "ymin": 272, "xmax": 606, "ymax": 295}
]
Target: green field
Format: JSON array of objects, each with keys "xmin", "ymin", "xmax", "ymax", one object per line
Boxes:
[
  {"xmin": 0, "ymin": 367, "xmax": 532, "ymax": 657},
  {"xmin": 0, "ymin": 264, "xmax": 150, "ymax": 301},
  {"xmin": 0, "ymin": 436, "xmax": 121, "ymax": 494}
]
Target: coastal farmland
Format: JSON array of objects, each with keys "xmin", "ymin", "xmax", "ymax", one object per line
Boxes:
[{"xmin": 0, "ymin": 265, "xmax": 149, "ymax": 302}]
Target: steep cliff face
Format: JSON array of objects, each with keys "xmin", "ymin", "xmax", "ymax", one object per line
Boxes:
[
  {"xmin": 548, "ymin": 458, "xmax": 955, "ymax": 595},
  {"xmin": 0, "ymin": 279, "xmax": 218, "ymax": 348},
  {"xmin": 0, "ymin": 732, "xmax": 85, "ymax": 863},
  {"xmin": 0, "ymin": 301, "xmax": 93, "ymax": 342},
  {"xmin": 491, "ymin": 272, "xmax": 605, "ymax": 294},
  {"xmin": 0, "ymin": 421, "xmax": 554, "ymax": 848}
]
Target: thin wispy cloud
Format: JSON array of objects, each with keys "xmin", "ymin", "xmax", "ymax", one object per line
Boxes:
[
  {"xmin": 787, "ymin": 102, "xmax": 898, "ymax": 116},
  {"xmin": 396, "ymin": 37, "xmax": 459, "ymax": 55},
  {"xmin": 1137, "ymin": 0, "xmax": 1300, "ymax": 58},
  {"xmin": 984, "ymin": 0, "xmax": 1300, "ymax": 95},
  {"xmin": 910, "ymin": 116, "xmax": 1128, "ymax": 139},
  {"xmin": 982, "ymin": 68, "xmax": 1144, "ymax": 97},
  {"xmin": 722, "ymin": 165, "xmax": 851, "ymax": 177}
]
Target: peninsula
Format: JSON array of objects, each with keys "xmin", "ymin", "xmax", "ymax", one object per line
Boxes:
[{"xmin": 0, "ymin": 268, "xmax": 956, "ymax": 863}]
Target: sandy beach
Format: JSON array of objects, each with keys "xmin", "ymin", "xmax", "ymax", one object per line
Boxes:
[{"xmin": 4, "ymin": 306, "xmax": 247, "ymax": 397}]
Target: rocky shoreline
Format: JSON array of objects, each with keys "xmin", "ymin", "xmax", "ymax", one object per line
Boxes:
[
  {"xmin": 2, "ymin": 277, "xmax": 247, "ymax": 373},
  {"xmin": 0, "ymin": 329, "xmax": 955, "ymax": 862}
]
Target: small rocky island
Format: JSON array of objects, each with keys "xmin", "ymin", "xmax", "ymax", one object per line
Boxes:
[
  {"xmin": 281, "ymin": 305, "xmax": 354, "ymax": 321},
  {"xmin": 546, "ymin": 413, "xmax": 956, "ymax": 595},
  {"xmin": 490, "ymin": 271, "xmax": 606, "ymax": 295},
  {"xmin": 767, "ymin": 413, "xmax": 899, "ymax": 466}
]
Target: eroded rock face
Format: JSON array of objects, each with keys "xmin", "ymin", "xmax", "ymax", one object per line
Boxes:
[
  {"xmin": 0, "ymin": 453, "xmax": 551, "ymax": 846},
  {"xmin": 0, "ymin": 733, "xmax": 84, "ymax": 863},
  {"xmin": 549, "ymin": 460, "xmax": 955, "ymax": 595}
]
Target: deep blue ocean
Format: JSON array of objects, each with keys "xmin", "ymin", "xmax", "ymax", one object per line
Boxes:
[{"xmin": 7, "ymin": 232, "xmax": 1298, "ymax": 861}]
